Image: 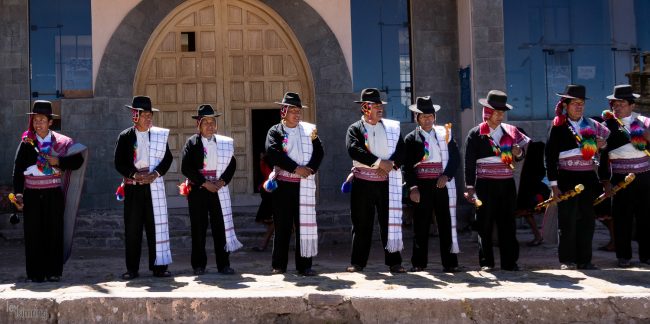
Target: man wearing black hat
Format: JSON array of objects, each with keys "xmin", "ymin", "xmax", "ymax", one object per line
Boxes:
[
  {"xmin": 464, "ymin": 90, "xmax": 530, "ymax": 271},
  {"xmin": 404, "ymin": 96, "xmax": 461, "ymax": 272},
  {"xmin": 345, "ymin": 88, "xmax": 406, "ymax": 274},
  {"xmin": 180, "ymin": 104, "xmax": 241, "ymax": 275},
  {"xmin": 545, "ymin": 85, "xmax": 609, "ymax": 270},
  {"xmin": 114, "ymin": 96, "xmax": 173, "ymax": 279},
  {"xmin": 264, "ymin": 92, "xmax": 323, "ymax": 276},
  {"xmin": 598, "ymin": 84, "xmax": 650, "ymax": 268},
  {"xmin": 12, "ymin": 100, "xmax": 87, "ymax": 282}
]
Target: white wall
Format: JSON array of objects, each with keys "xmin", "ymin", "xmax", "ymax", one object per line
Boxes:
[{"xmin": 91, "ymin": 0, "xmax": 353, "ymax": 88}]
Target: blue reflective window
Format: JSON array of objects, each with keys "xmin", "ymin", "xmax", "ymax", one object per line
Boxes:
[
  {"xmin": 504, "ymin": 0, "xmax": 624, "ymax": 120},
  {"xmin": 29, "ymin": 0, "xmax": 92, "ymax": 99},
  {"xmin": 351, "ymin": 0, "xmax": 412, "ymax": 122}
]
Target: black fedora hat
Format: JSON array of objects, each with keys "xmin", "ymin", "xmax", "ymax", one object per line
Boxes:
[
  {"xmin": 192, "ymin": 104, "xmax": 222, "ymax": 120},
  {"xmin": 408, "ymin": 96, "xmax": 441, "ymax": 114},
  {"xmin": 27, "ymin": 100, "xmax": 58, "ymax": 117},
  {"xmin": 556, "ymin": 84, "xmax": 588, "ymax": 100},
  {"xmin": 274, "ymin": 92, "xmax": 308, "ymax": 108},
  {"xmin": 354, "ymin": 88, "xmax": 387, "ymax": 104},
  {"xmin": 607, "ymin": 84, "xmax": 640, "ymax": 101},
  {"xmin": 124, "ymin": 95, "xmax": 160, "ymax": 112},
  {"xmin": 478, "ymin": 90, "xmax": 512, "ymax": 110}
]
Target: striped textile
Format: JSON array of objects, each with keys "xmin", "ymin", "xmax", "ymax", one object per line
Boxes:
[
  {"xmin": 383, "ymin": 119, "xmax": 404, "ymax": 253},
  {"xmin": 432, "ymin": 125, "xmax": 460, "ymax": 254},
  {"xmin": 213, "ymin": 135, "xmax": 242, "ymax": 252},
  {"xmin": 476, "ymin": 162, "xmax": 514, "ymax": 179},
  {"xmin": 610, "ymin": 156, "xmax": 650, "ymax": 174},
  {"xmin": 24, "ymin": 174, "xmax": 62, "ymax": 189},
  {"xmin": 415, "ymin": 162, "xmax": 443, "ymax": 179},
  {"xmin": 558, "ymin": 156, "xmax": 595, "ymax": 171},
  {"xmin": 296, "ymin": 122, "xmax": 318, "ymax": 258},
  {"xmin": 148, "ymin": 127, "xmax": 172, "ymax": 266}
]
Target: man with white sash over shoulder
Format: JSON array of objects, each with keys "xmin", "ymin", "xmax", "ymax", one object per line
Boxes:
[
  {"xmin": 114, "ymin": 96, "xmax": 173, "ymax": 279},
  {"xmin": 345, "ymin": 88, "xmax": 407, "ymax": 274},
  {"xmin": 180, "ymin": 104, "xmax": 241, "ymax": 275},
  {"xmin": 404, "ymin": 96, "xmax": 461, "ymax": 273},
  {"xmin": 264, "ymin": 92, "xmax": 323, "ymax": 276}
]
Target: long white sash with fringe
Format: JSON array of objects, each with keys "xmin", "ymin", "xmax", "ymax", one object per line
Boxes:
[
  {"xmin": 383, "ymin": 119, "xmax": 404, "ymax": 253},
  {"xmin": 431, "ymin": 125, "xmax": 460, "ymax": 254},
  {"xmin": 295, "ymin": 122, "xmax": 318, "ymax": 257},
  {"xmin": 148, "ymin": 127, "xmax": 172, "ymax": 266},
  {"xmin": 213, "ymin": 135, "xmax": 243, "ymax": 252}
]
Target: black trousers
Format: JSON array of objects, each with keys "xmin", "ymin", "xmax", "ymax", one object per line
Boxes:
[
  {"xmin": 23, "ymin": 187, "xmax": 64, "ymax": 280},
  {"xmin": 411, "ymin": 178, "xmax": 458, "ymax": 269},
  {"xmin": 475, "ymin": 178, "xmax": 519, "ymax": 269},
  {"xmin": 123, "ymin": 184, "xmax": 168, "ymax": 273},
  {"xmin": 188, "ymin": 186, "xmax": 230, "ymax": 271},
  {"xmin": 557, "ymin": 170, "xmax": 598, "ymax": 265},
  {"xmin": 611, "ymin": 171, "xmax": 650, "ymax": 262},
  {"xmin": 271, "ymin": 180, "xmax": 312, "ymax": 272},
  {"xmin": 350, "ymin": 178, "xmax": 402, "ymax": 268}
]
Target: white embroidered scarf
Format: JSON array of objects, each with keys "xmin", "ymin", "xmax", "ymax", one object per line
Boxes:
[
  {"xmin": 148, "ymin": 127, "xmax": 172, "ymax": 266},
  {"xmin": 286, "ymin": 121, "xmax": 318, "ymax": 257},
  {"xmin": 431, "ymin": 125, "xmax": 459, "ymax": 254},
  {"xmin": 381, "ymin": 119, "xmax": 404, "ymax": 253},
  {"xmin": 213, "ymin": 135, "xmax": 243, "ymax": 252}
]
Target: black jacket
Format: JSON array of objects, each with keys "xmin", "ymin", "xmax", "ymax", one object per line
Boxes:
[
  {"xmin": 346, "ymin": 119, "xmax": 404, "ymax": 167},
  {"xmin": 464, "ymin": 125, "xmax": 524, "ymax": 186},
  {"xmin": 13, "ymin": 133, "xmax": 84, "ymax": 194},
  {"xmin": 265, "ymin": 123, "xmax": 324, "ymax": 172},
  {"xmin": 403, "ymin": 127, "xmax": 459, "ymax": 188},
  {"xmin": 544, "ymin": 123, "xmax": 584, "ymax": 182},
  {"xmin": 180, "ymin": 134, "xmax": 236, "ymax": 186},
  {"xmin": 114, "ymin": 126, "xmax": 173, "ymax": 179}
]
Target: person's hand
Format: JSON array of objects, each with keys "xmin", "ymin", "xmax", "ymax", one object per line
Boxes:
[
  {"xmin": 409, "ymin": 187, "xmax": 420, "ymax": 203},
  {"xmin": 464, "ymin": 187, "xmax": 476, "ymax": 203},
  {"xmin": 378, "ymin": 160, "xmax": 394, "ymax": 174},
  {"xmin": 294, "ymin": 166, "xmax": 312, "ymax": 178},
  {"xmin": 602, "ymin": 181, "xmax": 613, "ymax": 198},
  {"xmin": 512, "ymin": 144, "xmax": 522, "ymax": 157},
  {"xmin": 214, "ymin": 179, "xmax": 226, "ymax": 191},
  {"xmin": 45, "ymin": 155, "xmax": 59, "ymax": 166},
  {"xmin": 551, "ymin": 185, "xmax": 562, "ymax": 202},
  {"xmin": 202, "ymin": 181, "xmax": 219, "ymax": 193},
  {"xmin": 436, "ymin": 175, "xmax": 449, "ymax": 189},
  {"xmin": 14, "ymin": 193, "xmax": 24, "ymax": 211}
]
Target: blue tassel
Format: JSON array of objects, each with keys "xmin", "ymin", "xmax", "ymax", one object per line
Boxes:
[
  {"xmin": 341, "ymin": 181, "xmax": 352, "ymax": 193},
  {"xmin": 263, "ymin": 179, "xmax": 278, "ymax": 192}
]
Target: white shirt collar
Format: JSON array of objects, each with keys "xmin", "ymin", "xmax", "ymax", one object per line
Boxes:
[{"xmin": 36, "ymin": 131, "xmax": 52, "ymax": 143}]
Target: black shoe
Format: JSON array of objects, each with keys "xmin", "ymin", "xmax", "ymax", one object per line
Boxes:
[
  {"xmin": 27, "ymin": 277, "xmax": 45, "ymax": 283},
  {"xmin": 443, "ymin": 266, "xmax": 463, "ymax": 273},
  {"xmin": 409, "ymin": 266, "xmax": 426, "ymax": 272},
  {"xmin": 618, "ymin": 258, "xmax": 632, "ymax": 268},
  {"xmin": 271, "ymin": 268, "xmax": 286, "ymax": 274},
  {"xmin": 480, "ymin": 266, "xmax": 494, "ymax": 272},
  {"xmin": 389, "ymin": 265, "xmax": 407, "ymax": 274},
  {"xmin": 47, "ymin": 276, "xmax": 60, "ymax": 282},
  {"xmin": 153, "ymin": 270, "xmax": 172, "ymax": 278},
  {"xmin": 299, "ymin": 268, "xmax": 317, "ymax": 276},
  {"xmin": 577, "ymin": 263, "xmax": 598, "ymax": 270},
  {"xmin": 193, "ymin": 268, "xmax": 205, "ymax": 275},
  {"xmin": 121, "ymin": 271, "xmax": 139, "ymax": 280},
  {"xmin": 502, "ymin": 264, "xmax": 520, "ymax": 271},
  {"xmin": 346, "ymin": 265, "xmax": 364, "ymax": 273},
  {"xmin": 560, "ymin": 263, "xmax": 577, "ymax": 270},
  {"xmin": 218, "ymin": 267, "xmax": 235, "ymax": 275},
  {"xmin": 251, "ymin": 247, "xmax": 266, "ymax": 252}
]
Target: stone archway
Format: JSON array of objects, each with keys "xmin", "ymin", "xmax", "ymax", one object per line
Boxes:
[{"xmin": 133, "ymin": 0, "xmax": 315, "ymax": 204}]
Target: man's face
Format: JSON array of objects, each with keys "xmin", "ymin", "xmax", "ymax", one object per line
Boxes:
[
  {"xmin": 611, "ymin": 99, "xmax": 634, "ymax": 118},
  {"xmin": 32, "ymin": 114, "xmax": 52, "ymax": 135},
  {"xmin": 284, "ymin": 106, "xmax": 302, "ymax": 127},
  {"xmin": 364, "ymin": 103, "xmax": 384, "ymax": 121},
  {"xmin": 565, "ymin": 99, "xmax": 585, "ymax": 121},
  {"xmin": 417, "ymin": 113, "xmax": 435, "ymax": 131},
  {"xmin": 135, "ymin": 111, "xmax": 153, "ymax": 130},
  {"xmin": 487, "ymin": 110, "xmax": 505, "ymax": 127},
  {"xmin": 199, "ymin": 117, "xmax": 217, "ymax": 138}
]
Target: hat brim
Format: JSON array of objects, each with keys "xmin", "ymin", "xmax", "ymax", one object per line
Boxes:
[
  {"xmin": 478, "ymin": 98, "xmax": 512, "ymax": 110},
  {"xmin": 27, "ymin": 112, "xmax": 59, "ymax": 117},
  {"xmin": 354, "ymin": 100, "xmax": 388, "ymax": 104},
  {"xmin": 408, "ymin": 104, "xmax": 441, "ymax": 114},
  {"xmin": 192, "ymin": 113, "xmax": 223, "ymax": 120},
  {"xmin": 606, "ymin": 94, "xmax": 640, "ymax": 100},
  {"xmin": 274, "ymin": 102, "xmax": 308, "ymax": 108},
  {"xmin": 125, "ymin": 105, "xmax": 160, "ymax": 112},
  {"xmin": 556, "ymin": 93, "xmax": 589, "ymax": 100}
]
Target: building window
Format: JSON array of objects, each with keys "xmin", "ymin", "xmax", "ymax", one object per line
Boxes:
[
  {"xmin": 30, "ymin": 0, "xmax": 92, "ymax": 99},
  {"xmin": 351, "ymin": 0, "xmax": 412, "ymax": 122},
  {"xmin": 181, "ymin": 32, "xmax": 196, "ymax": 52}
]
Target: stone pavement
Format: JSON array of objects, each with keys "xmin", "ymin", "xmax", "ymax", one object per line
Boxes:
[{"xmin": 1, "ymin": 225, "xmax": 650, "ymax": 323}]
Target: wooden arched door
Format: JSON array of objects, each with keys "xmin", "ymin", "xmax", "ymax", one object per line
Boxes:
[{"xmin": 134, "ymin": 0, "xmax": 315, "ymax": 206}]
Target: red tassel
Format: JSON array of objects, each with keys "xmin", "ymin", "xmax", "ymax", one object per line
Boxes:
[
  {"xmin": 179, "ymin": 179, "xmax": 191, "ymax": 196},
  {"xmin": 115, "ymin": 182, "xmax": 125, "ymax": 201}
]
